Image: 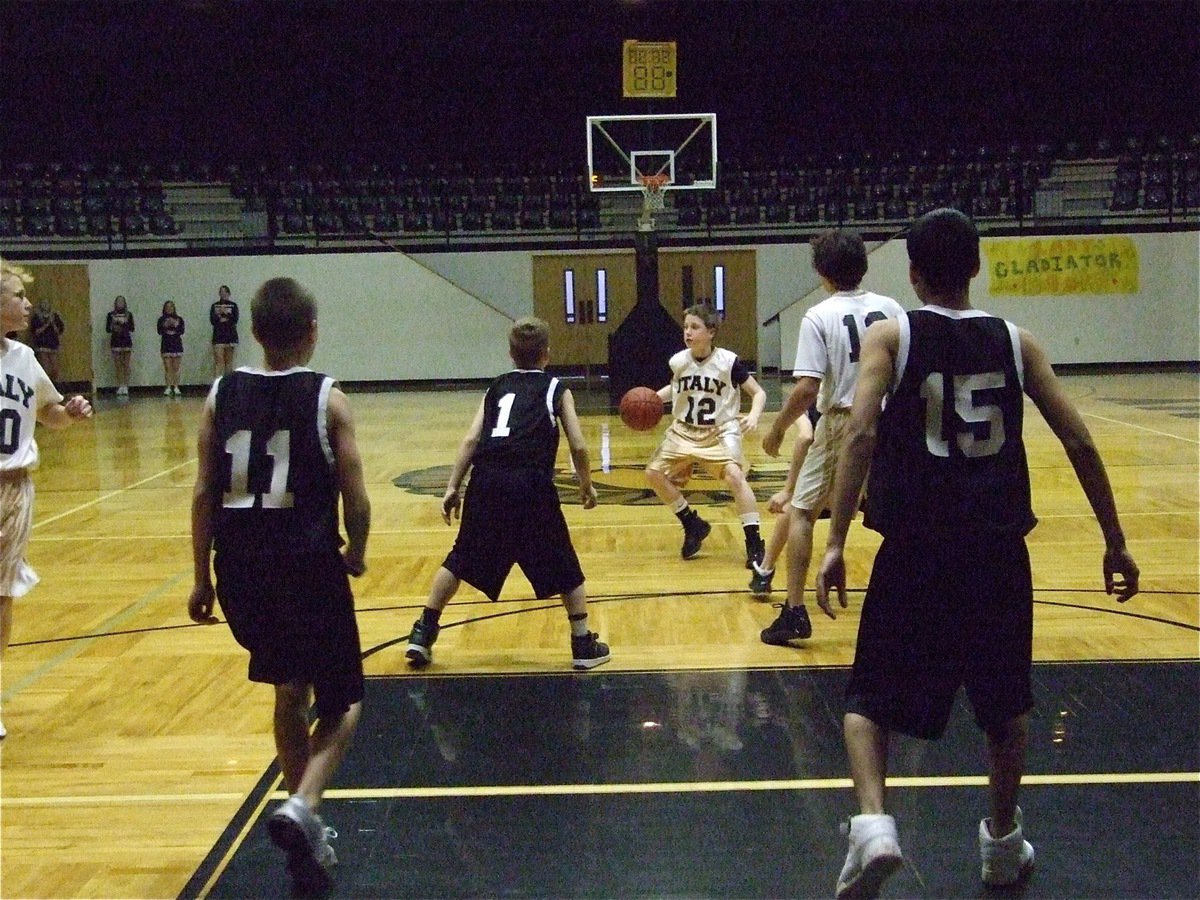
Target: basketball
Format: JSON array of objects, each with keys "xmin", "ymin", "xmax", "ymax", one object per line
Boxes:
[{"xmin": 619, "ymin": 386, "xmax": 663, "ymax": 431}]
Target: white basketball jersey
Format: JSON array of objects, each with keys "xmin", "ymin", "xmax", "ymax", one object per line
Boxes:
[
  {"xmin": 1, "ymin": 338, "xmax": 62, "ymax": 471},
  {"xmin": 669, "ymin": 346, "xmax": 746, "ymax": 431},
  {"xmin": 793, "ymin": 289, "xmax": 905, "ymax": 413}
]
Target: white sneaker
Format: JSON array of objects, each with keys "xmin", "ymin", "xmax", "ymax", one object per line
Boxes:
[
  {"xmin": 836, "ymin": 813, "xmax": 903, "ymax": 899},
  {"xmin": 173, "ymin": 386, "xmax": 182, "ymax": 397},
  {"xmin": 117, "ymin": 386, "xmax": 129, "ymax": 397},
  {"xmin": 163, "ymin": 387, "xmax": 172, "ymax": 396},
  {"xmin": 980, "ymin": 806, "xmax": 1035, "ymax": 886},
  {"xmin": 268, "ymin": 794, "xmax": 337, "ymax": 893},
  {"xmin": 0, "ymin": 719, "xmax": 7, "ymax": 739}
]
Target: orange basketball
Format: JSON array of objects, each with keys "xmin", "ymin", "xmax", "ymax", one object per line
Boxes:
[{"xmin": 619, "ymin": 386, "xmax": 664, "ymax": 431}]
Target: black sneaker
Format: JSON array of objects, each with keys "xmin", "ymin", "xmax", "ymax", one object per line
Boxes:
[
  {"xmin": 745, "ymin": 535, "xmax": 765, "ymax": 570},
  {"xmin": 760, "ymin": 603, "xmax": 813, "ymax": 645},
  {"xmin": 406, "ymin": 618, "xmax": 440, "ymax": 666},
  {"xmin": 749, "ymin": 562, "xmax": 774, "ymax": 597},
  {"xmin": 571, "ymin": 632, "xmax": 611, "ymax": 670},
  {"xmin": 681, "ymin": 515, "xmax": 711, "ymax": 559}
]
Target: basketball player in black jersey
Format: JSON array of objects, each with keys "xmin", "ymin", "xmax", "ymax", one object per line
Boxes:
[
  {"xmin": 813, "ymin": 209, "xmax": 1139, "ymax": 899},
  {"xmin": 188, "ymin": 277, "xmax": 371, "ymax": 895},
  {"xmin": 407, "ymin": 316, "xmax": 610, "ymax": 670}
]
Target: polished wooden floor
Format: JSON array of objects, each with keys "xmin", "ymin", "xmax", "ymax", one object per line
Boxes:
[{"xmin": 0, "ymin": 370, "xmax": 1196, "ymax": 899}]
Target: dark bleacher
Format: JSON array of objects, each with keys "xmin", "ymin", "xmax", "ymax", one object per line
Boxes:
[{"xmin": 1, "ymin": 136, "xmax": 1197, "ymax": 250}]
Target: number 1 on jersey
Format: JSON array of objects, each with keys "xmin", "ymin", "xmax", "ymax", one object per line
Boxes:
[{"xmin": 490, "ymin": 392, "xmax": 516, "ymax": 438}]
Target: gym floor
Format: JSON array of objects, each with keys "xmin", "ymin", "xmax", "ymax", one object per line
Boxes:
[{"xmin": 189, "ymin": 659, "xmax": 1198, "ymax": 899}]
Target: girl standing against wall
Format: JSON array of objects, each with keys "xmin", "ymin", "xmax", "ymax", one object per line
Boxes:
[
  {"xmin": 157, "ymin": 301, "xmax": 185, "ymax": 396},
  {"xmin": 106, "ymin": 295, "xmax": 134, "ymax": 397}
]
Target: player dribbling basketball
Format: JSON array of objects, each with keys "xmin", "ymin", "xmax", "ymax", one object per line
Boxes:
[{"xmin": 644, "ymin": 303, "xmax": 766, "ymax": 567}]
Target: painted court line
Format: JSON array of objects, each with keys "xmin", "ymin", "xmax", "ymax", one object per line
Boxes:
[
  {"xmin": 295, "ymin": 770, "xmax": 1200, "ymax": 800},
  {"xmin": 1082, "ymin": 411, "xmax": 1199, "ymax": 444},
  {"xmin": 0, "ymin": 572, "xmax": 186, "ymax": 702},
  {"xmin": 32, "ymin": 458, "xmax": 197, "ymax": 530},
  {"xmin": 4, "ymin": 771, "xmax": 1194, "ymax": 808}
]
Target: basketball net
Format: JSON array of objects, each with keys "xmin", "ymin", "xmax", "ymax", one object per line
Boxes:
[{"xmin": 637, "ymin": 173, "xmax": 670, "ymax": 231}]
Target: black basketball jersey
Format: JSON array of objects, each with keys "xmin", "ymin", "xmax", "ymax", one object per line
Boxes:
[
  {"xmin": 212, "ymin": 368, "xmax": 341, "ymax": 558},
  {"xmin": 864, "ymin": 307, "xmax": 1037, "ymax": 539},
  {"xmin": 210, "ymin": 300, "xmax": 239, "ymax": 343},
  {"xmin": 471, "ymin": 369, "xmax": 564, "ymax": 473}
]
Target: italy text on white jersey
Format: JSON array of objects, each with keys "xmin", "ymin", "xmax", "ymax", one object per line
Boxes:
[
  {"xmin": 1, "ymin": 338, "xmax": 62, "ymax": 471},
  {"xmin": 793, "ymin": 289, "xmax": 905, "ymax": 413},
  {"xmin": 669, "ymin": 346, "xmax": 746, "ymax": 431}
]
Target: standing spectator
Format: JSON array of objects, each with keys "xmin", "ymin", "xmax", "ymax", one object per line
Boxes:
[
  {"xmin": 106, "ymin": 295, "xmax": 134, "ymax": 397},
  {"xmin": 813, "ymin": 209, "xmax": 1139, "ymax": 898},
  {"xmin": 157, "ymin": 301, "xmax": 185, "ymax": 396},
  {"xmin": 210, "ymin": 284, "xmax": 239, "ymax": 376},
  {"xmin": 1, "ymin": 260, "xmax": 94, "ymax": 740},
  {"xmin": 29, "ymin": 299, "xmax": 65, "ymax": 383}
]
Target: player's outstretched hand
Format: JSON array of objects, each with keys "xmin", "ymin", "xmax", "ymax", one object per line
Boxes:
[
  {"xmin": 814, "ymin": 547, "xmax": 848, "ymax": 620},
  {"xmin": 441, "ymin": 488, "xmax": 461, "ymax": 525},
  {"xmin": 762, "ymin": 428, "xmax": 783, "ymax": 458},
  {"xmin": 343, "ymin": 551, "xmax": 367, "ymax": 577},
  {"xmin": 738, "ymin": 413, "xmax": 760, "ymax": 435},
  {"xmin": 64, "ymin": 395, "xmax": 93, "ymax": 419},
  {"xmin": 580, "ymin": 483, "xmax": 598, "ymax": 509},
  {"xmin": 767, "ymin": 488, "xmax": 791, "ymax": 515},
  {"xmin": 1104, "ymin": 545, "xmax": 1139, "ymax": 603},
  {"xmin": 187, "ymin": 582, "xmax": 220, "ymax": 624}
]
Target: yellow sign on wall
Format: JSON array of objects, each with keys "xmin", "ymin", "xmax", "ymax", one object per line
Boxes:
[
  {"xmin": 984, "ymin": 237, "xmax": 1139, "ymax": 295},
  {"xmin": 622, "ymin": 40, "xmax": 677, "ymax": 98}
]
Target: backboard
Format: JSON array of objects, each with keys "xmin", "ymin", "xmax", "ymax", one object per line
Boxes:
[{"xmin": 586, "ymin": 113, "xmax": 717, "ymax": 193}]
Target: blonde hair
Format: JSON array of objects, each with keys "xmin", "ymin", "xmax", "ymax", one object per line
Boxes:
[
  {"xmin": 509, "ymin": 316, "xmax": 550, "ymax": 368},
  {"xmin": 0, "ymin": 259, "xmax": 34, "ymax": 284}
]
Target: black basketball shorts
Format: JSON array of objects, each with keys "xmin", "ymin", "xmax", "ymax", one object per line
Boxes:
[
  {"xmin": 215, "ymin": 549, "xmax": 364, "ymax": 719},
  {"xmin": 845, "ymin": 530, "xmax": 1034, "ymax": 740},
  {"xmin": 444, "ymin": 466, "xmax": 585, "ymax": 602}
]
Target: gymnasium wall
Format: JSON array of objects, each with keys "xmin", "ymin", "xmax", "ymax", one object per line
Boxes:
[
  {"xmin": 772, "ymin": 231, "xmax": 1200, "ymax": 371},
  {"xmin": 83, "ymin": 252, "xmax": 513, "ymax": 388},
  {"xmin": 13, "ymin": 229, "xmax": 1200, "ymax": 390}
]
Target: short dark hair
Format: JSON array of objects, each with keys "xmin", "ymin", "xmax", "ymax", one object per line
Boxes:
[
  {"xmin": 683, "ymin": 303, "xmax": 721, "ymax": 330},
  {"xmin": 907, "ymin": 208, "xmax": 980, "ymax": 295},
  {"xmin": 509, "ymin": 316, "xmax": 549, "ymax": 368},
  {"xmin": 810, "ymin": 229, "xmax": 868, "ymax": 290},
  {"xmin": 251, "ymin": 278, "xmax": 316, "ymax": 352}
]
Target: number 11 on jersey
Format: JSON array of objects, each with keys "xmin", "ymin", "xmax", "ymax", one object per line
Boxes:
[{"xmin": 223, "ymin": 429, "xmax": 295, "ymax": 508}]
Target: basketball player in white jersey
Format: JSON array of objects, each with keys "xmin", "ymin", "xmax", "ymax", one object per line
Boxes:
[
  {"xmin": 1, "ymin": 261, "xmax": 93, "ymax": 740},
  {"xmin": 645, "ymin": 303, "xmax": 767, "ymax": 569},
  {"xmin": 756, "ymin": 230, "xmax": 904, "ymax": 646}
]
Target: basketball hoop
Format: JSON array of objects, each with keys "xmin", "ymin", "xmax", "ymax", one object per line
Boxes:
[{"xmin": 637, "ymin": 173, "xmax": 670, "ymax": 230}]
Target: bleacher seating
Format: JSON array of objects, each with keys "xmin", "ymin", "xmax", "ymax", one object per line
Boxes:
[{"xmin": 0, "ymin": 135, "xmax": 1195, "ymax": 248}]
